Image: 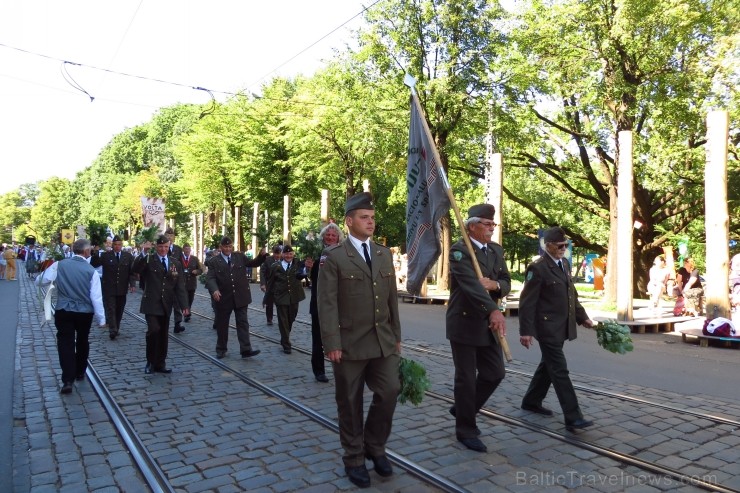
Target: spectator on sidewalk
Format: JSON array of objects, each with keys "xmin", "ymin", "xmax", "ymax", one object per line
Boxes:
[{"xmin": 646, "ymin": 255, "xmax": 670, "ymax": 313}]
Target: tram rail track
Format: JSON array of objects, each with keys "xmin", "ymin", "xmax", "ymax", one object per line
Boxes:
[
  {"xmin": 189, "ymin": 292, "xmax": 739, "ymax": 493},
  {"xmin": 123, "ymin": 308, "xmax": 469, "ymax": 493}
]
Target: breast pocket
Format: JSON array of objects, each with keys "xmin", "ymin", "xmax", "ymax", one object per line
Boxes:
[{"xmin": 340, "ymin": 270, "xmax": 366, "ymax": 299}]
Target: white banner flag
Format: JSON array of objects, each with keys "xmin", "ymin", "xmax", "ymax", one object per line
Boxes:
[{"xmin": 140, "ymin": 197, "xmax": 166, "ymax": 234}]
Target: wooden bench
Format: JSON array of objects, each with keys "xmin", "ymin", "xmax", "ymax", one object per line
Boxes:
[
  {"xmin": 593, "ymin": 315, "xmax": 698, "ymax": 334},
  {"xmin": 680, "ymin": 328, "xmax": 740, "ymax": 348}
]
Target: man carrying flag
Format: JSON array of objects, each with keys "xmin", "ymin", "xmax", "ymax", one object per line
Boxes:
[{"xmin": 447, "ymin": 204, "xmax": 510, "ymax": 452}]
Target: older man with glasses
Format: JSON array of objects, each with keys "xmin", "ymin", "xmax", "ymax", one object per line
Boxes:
[
  {"xmin": 446, "ymin": 204, "xmax": 510, "ymax": 453},
  {"xmin": 518, "ymin": 226, "xmax": 595, "ymax": 432}
]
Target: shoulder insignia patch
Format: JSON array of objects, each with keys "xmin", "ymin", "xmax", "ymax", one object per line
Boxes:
[
  {"xmin": 452, "ymin": 251, "xmax": 463, "ymax": 262},
  {"xmin": 526, "ymin": 271, "xmax": 533, "ymax": 281}
]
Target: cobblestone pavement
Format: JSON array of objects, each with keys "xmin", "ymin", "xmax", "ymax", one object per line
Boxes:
[{"xmin": 10, "ymin": 273, "xmax": 740, "ymax": 492}]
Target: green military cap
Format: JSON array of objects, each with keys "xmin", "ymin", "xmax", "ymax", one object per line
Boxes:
[
  {"xmin": 467, "ymin": 204, "xmax": 495, "ymax": 220},
  {"xmin": 282, "ymin": 245, "xmax": 294, "ymax": 253},
  {"xmin": 220, "ymin": 236, "xmax": 233, "ymax": 246},
  {"xmin": 155, "ymin": 235, "xmax": 169, "ymax": 245},
  {"xmin": 543, "ymin": 226, "xmax": 567, "ymax": 243},
  {"xmin": 345, "ymin": 192, "xmax": 375, "ymax": 215}
]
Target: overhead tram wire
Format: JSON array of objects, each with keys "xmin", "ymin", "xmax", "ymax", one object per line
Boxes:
[
  {"xmin": 96, "ymin": 0, "xmax": 145, "ymax": 94},
  {"xmin": 242, "ymin": 0, "xmax": 384, "ymax": 93}
]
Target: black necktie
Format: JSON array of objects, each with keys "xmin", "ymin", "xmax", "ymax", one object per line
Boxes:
[
  {"xmin": 557, "ymin": 260, "xmax": 564, "ymax": 272},
  {"xmin": 116, "ymin": 253, "xmax": 120, "ymax": 262},
  {"xmin": 362, "ymin": 243, "xmax": 372, "ymax": 270},
  {"xmin": 161, "ymin": 257, "xmax": 167, "ymax": 270},
  {"xmin": 481, "ymin": 246, "xmax": 487, "ymax": 254}
]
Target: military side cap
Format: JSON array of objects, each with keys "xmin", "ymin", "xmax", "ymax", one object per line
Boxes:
[
  {"xmin": 543, "ymin": 226, "xmax": 567, "ymax": 243},
  {"xmin": 467, "ymin": 204, "xmax": 495, "ymax": 220},
  {"xmin": 345, "ymin": 192, "xmax": 375, "ymax": 215},
  {"xmin": 220, "ymin": 236, "xmax": 233, "ymax": 246},
  {"xmin": 155, "ymin": 235, "xmax": 169, "ymax": 245},
  {"xmin": 112, "ymin": 235, "xmax": 122, "ymax": 242},
  {"xmin": 282, "ymin": 245, "xmax": 294, "ymax": 253}
]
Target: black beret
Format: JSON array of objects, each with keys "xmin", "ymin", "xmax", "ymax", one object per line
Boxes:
[
  {"xmin": 272, "ymin": 245, "xmax": 283, "ymax": 253},
  {"xmin": 543, "ymin": 226, "xmax": 567, "ymax": 243},
  {"xmin": 282, "ymin": 245, "xmax": 294, "ymax": 253},
  {"xmin": 467, "ymin": 204, "xmax": 495, "ymax": 220},
  {"xmin": 345, "ymin": 192, "xmax": 375, "ymax": 215},
  {"xmin": 112, "ymin": 235, "xmax": 122, "ymax": 242},
  {"xmin": 220, "ymin": 236, "xmax": 233, "ymax": 246},
  {"xmin": 155, "ymin": 235, "xmax": 169, "ymax": 245}
]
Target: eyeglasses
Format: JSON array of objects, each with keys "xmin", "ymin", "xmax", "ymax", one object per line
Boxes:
[
  {"xmin": 551, "ymin": 242, "xmax": 567, "ymax": 250},
  {"xmin": 477, "ymin": 221, "xmax": 498, "ymax": 228}
]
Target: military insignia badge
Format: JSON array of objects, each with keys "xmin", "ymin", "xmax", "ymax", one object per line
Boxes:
[
  {"xmin": 452, "ymin": 251, "xmax": 463, "ymax": 262},
  {"xmin": 526, "ymin": 271, "xmax": 533, "ymax": 281},
  {"xmin": 319, "ymin": 254, "xmax": 328, "ymax": 267}
]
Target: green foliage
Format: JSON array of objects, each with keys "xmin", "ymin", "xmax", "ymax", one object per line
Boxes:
[
  {"xmin": 398, "ymin": 357, "xmax": 431, "ymax": 405},
  {"xmin": 595, "ymin": 320, "xmax": 635, "ymax": 355},
  {"xmin": 86, "ymin": 222, "xmax": 110, "ymax": 247},
  {"xmin": 133, "ymin": 225, "xmax": 160, "ymax": 245}
]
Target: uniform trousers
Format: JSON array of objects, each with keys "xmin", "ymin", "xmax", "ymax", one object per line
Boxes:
[
  {"xmin": 186, "ymin": 289, "xmax": 196, "ymax": 311},
  {"xmin": 172, "ymin": 296, "xmax": 183, "ymax": 325},
  {"xmin": 450, "ymin": 340, "xmax": 505, "ymax": 439},
  {"xmin": 145, "ymin": 314, "xmax": 171, "ymax": 369},
  {"xmin": 263, "ymin": 295, "xmax": 275, "ymax": 323},
  {"xmin": 55, "ymin": 309, "xmax": 93, "ymax": 384},
  {"xmin": 214, "ymin": 302, "xmax": 254, "ymax": 354},
  {"xmin": 333, "ymin": 353, "xmax": 400, "ymax": 467},
  {"xmin": 309, "ymin": 310, "xmax": 326, "ymax": 377},
  {"xmin": 103, "ymin": 293, "xmax": 127, "ymax": 335},
  {"xmin": 275, "ymin": 303, "xmax": 298, "ymax": 350},
  {"xmin": 522, "ymin": 339, "xmax": 582, "ymax": 423}
]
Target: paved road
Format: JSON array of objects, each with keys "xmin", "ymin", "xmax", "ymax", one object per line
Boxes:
[
  {"xmin": 250, "ymin": 284, "xmax": 739, "ymax": 402},
  {"xmin": 2, "ymin": 275, "xmax": 738, "ymax": 492}
]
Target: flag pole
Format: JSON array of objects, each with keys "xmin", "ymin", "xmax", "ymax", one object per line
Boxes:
[{"xmin": 405, "ymin": 75, "xmax": 512, "ymax": 362}]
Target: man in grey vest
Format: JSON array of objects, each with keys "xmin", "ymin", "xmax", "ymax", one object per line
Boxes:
[{"xmin": 40, "ymin": 239, "xmax": 106, "ymax": 394}]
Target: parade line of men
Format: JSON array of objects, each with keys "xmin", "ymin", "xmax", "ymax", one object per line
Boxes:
[{"xmin": 31, "ymin": 193, "xmax": 596, "ymax": 489}]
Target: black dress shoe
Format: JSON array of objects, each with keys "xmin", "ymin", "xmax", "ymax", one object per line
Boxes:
[
  {"xmin": 565, "ymin": 418, "xmax": 593, "ymax": 432},
  {"xmin": 144, "ymin": 363, "xmax": 153, "ymax": 374},
  {"xmin": 266, "ymin": 319, "xmax": 273, "ymax": 326},
  {"xmin": 60, "ymin": 382, "xmax": 73, "ymax": 394},
  {"xmin": 109, "ymin": 332, "xmax": 117, "ymax": 340},
  {"xmin": 216, "ymin": 351, "xmax": 226, "ymax": 359},
  {"xmin": 521, "ymin": 403, "xmax": 554, "ymax": 416},
  {"xmin": 154, "ymin": 367, "xmax": 172, "ymax": 374},
  {"xmin": 345, "ymin": 465, "xmax": 371, "ymax": 488},
  {"xmin": 173, "ymin": 324, "xmax": 185, "ymax": 334},
  {"xmin": 315, "ymin": 374, "xmax": 329, "ymax": 383},
  {"xmin": 241, "ymin": 349, "xmax": 261, "ymax": 358},
  {"xmin": 283, "ymin": 347, "xmax": 292, "ymax": 354},
  {"xmin": 365, "ymin": 454, "xmax": 393, "ymax": 477},
  {"xmin": 184, "ymin": 315, "xmax": 191, "ymax": 323},
  {"xmin": 458, "ymin": 437, "xmax": 487, "ymax": 452}
]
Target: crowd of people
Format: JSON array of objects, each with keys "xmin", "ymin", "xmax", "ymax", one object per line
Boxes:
[{"xmin": 10, "ymin": 195, "xmax": 740, "ymax": 489}]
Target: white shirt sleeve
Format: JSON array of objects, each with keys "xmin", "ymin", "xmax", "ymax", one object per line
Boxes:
[
  {"xmin": 35, "ymin": 261, "xmax": 58, "ymax": 286},
  {"xmin": 89, "ymin": 272, "xmax": 106, "ymax": 325}
]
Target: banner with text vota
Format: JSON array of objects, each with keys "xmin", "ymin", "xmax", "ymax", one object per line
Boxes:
[{"xmin": 141, "ymin": 197, "xmax": 166, "ymax": 234}]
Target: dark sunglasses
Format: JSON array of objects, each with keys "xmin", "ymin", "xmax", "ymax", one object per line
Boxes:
[{"xmin": 552, "ymin": 242, "xmax": 568, "ymax": 250}]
